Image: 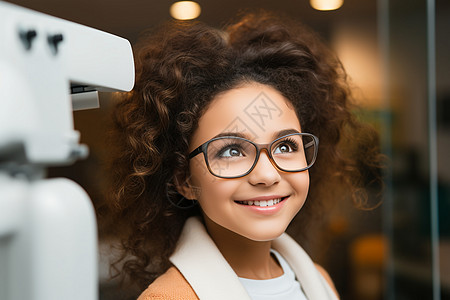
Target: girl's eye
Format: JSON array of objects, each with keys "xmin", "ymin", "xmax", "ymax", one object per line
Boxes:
[
  {"xmin": 273, "ymin": 138, "xmax": 299, "ymax": 154},
  {"xmin": 218, "ymin": 146, "xmax": 244, "ymax": 158},
  {"xmin": 274, "ymin": 143, "xmax": 293, "ymax": 154}
]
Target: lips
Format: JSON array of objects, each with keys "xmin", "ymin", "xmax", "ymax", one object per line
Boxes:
[{"xmin": 235, "ymin": 196, "xmax": 288, "ymax": 207}]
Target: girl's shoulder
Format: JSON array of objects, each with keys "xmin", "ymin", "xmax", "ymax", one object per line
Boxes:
[
  {"xmin": 137, "ymin": 267, "xmax": 199, "ymax": 300},
  {"xmin": 314, "ymin": 263, "xmax": 340, "ymax": 299}
]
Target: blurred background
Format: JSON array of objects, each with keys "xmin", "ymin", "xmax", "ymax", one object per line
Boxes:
[{"xmin": 4, "ymin": 0, "xmax": 449, "ymax": 299}]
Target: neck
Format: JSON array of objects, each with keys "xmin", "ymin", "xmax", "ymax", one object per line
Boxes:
[{"xmin": 203, "ymin": 215, "xmax": 283, "ymax": 280}]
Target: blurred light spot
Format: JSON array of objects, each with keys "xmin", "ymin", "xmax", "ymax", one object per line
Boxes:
[
  {"xmin": 310, "ymin": 0, "xmax": 344, "ymax": 11},
  {"xmin": 170, "ymin": 1, "xmax": 201, "ymax": 20}
]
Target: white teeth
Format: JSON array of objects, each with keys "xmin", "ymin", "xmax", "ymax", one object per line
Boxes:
[{"xmin": 237, "ymin": 198, "xmax": 283, "ymax": 207}]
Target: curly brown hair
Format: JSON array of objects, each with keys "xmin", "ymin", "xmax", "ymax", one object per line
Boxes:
[{"xmin": 102, "ymin": 11, "xmax": 383, "ymax": 290}]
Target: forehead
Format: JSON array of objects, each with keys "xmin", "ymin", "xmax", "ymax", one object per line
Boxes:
[{"xmin": 190, "ymin": 83, "xmax": 301, "ymax": 149}]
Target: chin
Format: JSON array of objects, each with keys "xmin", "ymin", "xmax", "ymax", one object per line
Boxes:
[{"xmin": 237, "ymin": 224, "xmax": 288, "ymax": 242}]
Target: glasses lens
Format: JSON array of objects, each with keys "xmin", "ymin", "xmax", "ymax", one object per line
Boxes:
[
  {"xmin": 206, "ymin": 138, "xmax": 256, "ymax": 177},
  {"xmin": 271, "ymin": 134, "xmax": 316, "ymax": 171}
]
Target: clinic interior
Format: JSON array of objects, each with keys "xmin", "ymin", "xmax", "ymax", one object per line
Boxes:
[{"xmin": 5, "ymin": 0, "xmax": 450, "ymax": 299}]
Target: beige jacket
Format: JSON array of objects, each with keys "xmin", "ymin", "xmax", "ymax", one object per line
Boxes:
[{"xmin": 139, "ymin": 217, "xmax": 338, "ymax": 300}]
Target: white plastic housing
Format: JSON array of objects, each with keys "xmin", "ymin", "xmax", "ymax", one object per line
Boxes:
[
  {"xmin": 0, "ymin": 0, "xmax": 134, "ymax": 165},
  {"xmin": 0, "ymin": 175, "xmax": 98, "ymax": 300}
]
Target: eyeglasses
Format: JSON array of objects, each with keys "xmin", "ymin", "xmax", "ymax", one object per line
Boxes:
[{"xmin": 188, "ymin": 133, "xmax": 319, "ymax": 179}]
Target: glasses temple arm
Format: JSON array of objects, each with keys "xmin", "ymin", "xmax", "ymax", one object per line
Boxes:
[
  {"xmin": 188, "ymin": 146, "xmax": 203, "ymax": 159},
  {"xmin": 304, "ymin": 141, "xmax": 315, "ymax": 149}
]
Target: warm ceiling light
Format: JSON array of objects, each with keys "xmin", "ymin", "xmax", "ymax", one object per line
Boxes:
[
  {"xmin": 170, "ymin": 1, "xmax": 201, "ymax": 20},
  {"xmin": 310, "ymin": 0, "xmax": 344, "ymax": 11}
]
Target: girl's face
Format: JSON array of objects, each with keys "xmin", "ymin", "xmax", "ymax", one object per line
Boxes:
[{"xmin": 184, "ymin": 83, "xmax": 310, "ymax": 242}]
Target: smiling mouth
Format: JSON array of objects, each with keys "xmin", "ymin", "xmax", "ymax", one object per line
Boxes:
[{"xmin": 235, "ymin": 197, "xmax": 287, "ymax": 207}]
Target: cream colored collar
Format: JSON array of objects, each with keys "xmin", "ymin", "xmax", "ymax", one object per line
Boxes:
[{"xmin": 170, "ymin": 217, "xmax": 338, "ymax": 300}]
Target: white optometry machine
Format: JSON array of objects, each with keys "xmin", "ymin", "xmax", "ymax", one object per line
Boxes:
[{"xmin": 0, "ymin": 1, "xmax": 135, "ymax": 299}]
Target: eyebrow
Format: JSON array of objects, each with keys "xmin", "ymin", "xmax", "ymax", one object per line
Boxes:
[
  {"xmin": 214, "ymin": 132, "xmax": 248, "ymax": 139},
  {"xmin": 273, "ymin": 129, "xmax": 301, "ymax": 139},
  {"xmin": 213, "ymin": 128, "xmax": 301, "ymax": 140}
]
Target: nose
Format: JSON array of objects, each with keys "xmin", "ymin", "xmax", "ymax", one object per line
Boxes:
[{"xmin": 247, "ymin": 150, "xmax": 281, "ymax": 186}]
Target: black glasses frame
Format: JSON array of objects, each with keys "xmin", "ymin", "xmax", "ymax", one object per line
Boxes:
[{"xmin": 188, "ymin": 133, "xmax": 319, "ymax": 179}]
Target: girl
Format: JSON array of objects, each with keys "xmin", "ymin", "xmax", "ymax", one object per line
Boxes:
[{"xmin": 105, "ymin": 11, "xmax": 381, "ymax": 300}]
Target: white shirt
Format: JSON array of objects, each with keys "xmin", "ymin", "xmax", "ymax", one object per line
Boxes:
[{"xmin": 238, "ymin": 250, "xmax": 308, "ymax": 300}]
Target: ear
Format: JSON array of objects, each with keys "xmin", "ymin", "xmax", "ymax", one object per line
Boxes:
[{"xmin": 174, "ymin": 172, "xmax": 197, "ymax": 200}]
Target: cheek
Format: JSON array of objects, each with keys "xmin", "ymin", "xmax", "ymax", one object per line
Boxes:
[
  {"xmin": 194, "ymin": 179, "xmax": 238, "ymax": 205},
  {"xmin": 290, "ymin": 171, "xmax": 310, "ymax": 208},
  {"xmin": 189, "ymin": 159, "xmax": 237, "ymax": 201},
  {"xmin": 300, "ymin": 172, "xmax": 310, "ymax": 194},
  {"xmin": 189, "ymin": 157, "xmax": 210, "ymax": 180}
]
